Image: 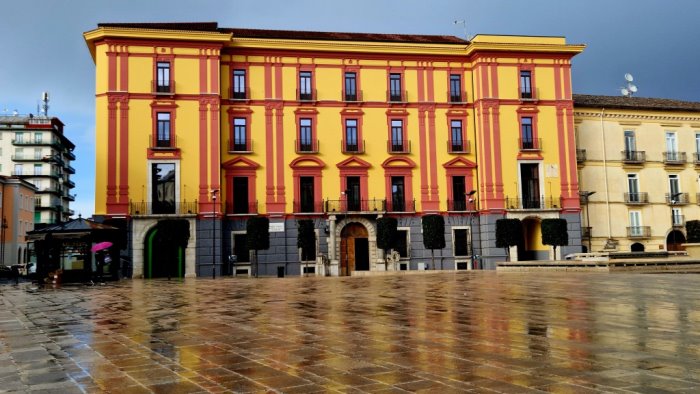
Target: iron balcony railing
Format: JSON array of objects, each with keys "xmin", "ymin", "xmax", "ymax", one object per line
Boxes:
[
  {"xmin": 622, "ymin": 150, "xmax": 646, "ymax": 163},
  {"xmin": 505, "ymin": 196, "xmax": 561, "ymax": 210},
  {"xmin": 448, "ymin": 91, "xmax": 467, "ymax": 103},
  {"xmin": 297, "ymin": 89, "xmax": 317, "ymax": 102},
  {"xmin": 576, "ymin": 148, "xmax": 586, "ymax": 163},
  {"xmin": 387, "ymin": 140, "xmax": 411, "ymax": 154},
  {"xmin": 624, "ymin": 192, "xmax": 649, "ymax": 204},
  {"xmin": 149, "ymin": 134, "xmax": 178, "ymax": 150},
  {"xmin": 385, "ymin": 199, "xmax": 416, "ymax": 213},
  {"xmin": 228, "ymin": 138, "xmax": 253, "ymax": 153},
  {"xmin": 324, "ymin": 198, "xmax": 385, "ymax": 213},
  {"xmin": 387, "ymin": 90, "xmax": 407, "ymax": 102},
  {"xmin": 342, "ymin": 90, "xmax": 363, "ymax": 102},
  {"xmin": 663, "ymin": 151, "xmax": 686, "ymax": 164},
  {"xmin": 293, "ymin": 201, "xmax": 325, "ymax": 214},
  {"xmin": 518, "ymin": 138, "xmax": 542, "ymax": 151},
  {"xmin": 226, "ymin": 201, "xmax": 258, "ymax": 215},
  {"xmin": 11, "ymin": 138, "xmax": 63, "ymax": 148},
  {"xmin": 627, "ymin": 226, "xmax": 651, "ymax": 238},
  {"xmin": 129, "ymin": 200, "xmax": 198, "ymax": 216},
  {"xmin": 151, "ymin": 80, "xmax": 175, "ymax": 95},
  {"xmin": 520, "ymin": 88, "xmax": 538, "ymax": 100},
  {"xmin": 447, "ymin": 140, "xmax": 471, "ymax": 154},
  {"xmin": 295, "ymin": 139, "xmax": 319, "ymax": 154},
  {"xmin": 666, "ymin": 192, "xmax": 689, "ymax": 205},
  {"xmin": 229, "ymin": 87, "xmax": 249, "ymax": 100},
  {"xmin": 447, "ymin": 199, "xmax": 477, "ymax": 212},
  {"xmin": 341, "ymin": 140, "xmax": 365, "ymax": 154}
]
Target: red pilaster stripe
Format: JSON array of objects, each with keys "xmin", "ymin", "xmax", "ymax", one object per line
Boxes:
[
  {"xmin": 554, "ymin": 63, "xmax": 562, "ymax": 101},
  {"xmin": 199, "ymin": 56, "xmax": 207, "ymax": 94},
  {"xmin": 428, "ymin": 108, "xmax": 438, "ymax": 201},
  {"xmin": 107, "ymin": 52, "xmax": 117, "ymax": 92},
  {"xmin": 417, "ymin": 109, "xmax": 429, "ymax": 205},
  {"xmin": 119, "ymin": 52, "xmax": 128, "ymax": 92},
  {"xmin": 198, "ymin": 100, "xmax": 209, "ymax": 204},
  {"xmin": 480, "ymin": 105, "xmax": 493, "ymax": 209},
  {"xmin": 565, "ymin": 105, "xmax": 580, "ymax": 211},
  {"xmin": 106, "ymin": 98, "xmax": 118, "ymax": 209},
  {"xmin": 275, "ymin": 106, "xmax": 285, "ymax": 203},
  {"xmin": 491, "ymin": 105, "xmax": 504, "ymax": 205},
  {"xmin": 556, "ymin": 105, "xmax": 569, "ymax": 201},
  {"xmin": 210, "ymin": 55, "xmax": 218, "ymax": 95},
  {"xmin": 118, "ymin": 99, "xmax": 129, "ymax": 211},
  {"xmin": 264, "ymin": 105, "xmax": 275, "ymax": 206},
  {"xmin": 210, "ymin": 99, "xmax": 220, "ymax": 195}
]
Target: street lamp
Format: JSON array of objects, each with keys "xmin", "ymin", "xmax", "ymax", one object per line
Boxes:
[
  {"xmin": 467, "ymin": 190, "xmax": 477, "ymax": 269},
  {"xmin": 580, "ymin": 191, "xmax": 596, "ymax": 252},
  {"xmin": 670, "ymin": 192, "xmax": 682, "ymax": 251},
  {"xmin": 211, "ymin": 189, "xmax": 219, "ymax": 279}
]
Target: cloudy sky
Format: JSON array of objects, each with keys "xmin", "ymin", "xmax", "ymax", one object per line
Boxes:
[{"xmin": 1, "ymin": 0, "xmax": 699, "ymax": 217}]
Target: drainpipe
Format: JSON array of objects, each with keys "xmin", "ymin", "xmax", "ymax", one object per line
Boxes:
[{"xmin": 600, "ymin": 108, "xmax": 612, "ymax": 240}]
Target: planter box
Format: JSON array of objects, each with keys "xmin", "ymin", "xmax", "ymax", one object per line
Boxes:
[{"xmin": 682, "ymin": 243, "xmax": 700, "ymax": 259}]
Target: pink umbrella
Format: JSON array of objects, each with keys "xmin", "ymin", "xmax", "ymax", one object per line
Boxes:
[{"xmin": 91, "ymin": 241, "xmax": 113, "ymax": 252}]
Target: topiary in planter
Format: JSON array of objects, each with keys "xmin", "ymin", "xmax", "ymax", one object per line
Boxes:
[
  {"xmin": 541, "ymin": 218, "xmax": 568, "ymax": 259},
  {"xmin": 495, "ymin": 218, "xmax": 522, "ymax": 261},
  {"xmin": 422, "ymin": 214, "xmax": 445, "ymax": 269},
  {"xmin": 246, "ymin": 216, "xmax": 270, "ymax": 277},
  {"xmin": 376, "ymin": 217, "xmax": 398, "ymax": 268},
  {"xmin": 686, "ymin": 220, "xmax": 700, "ymax": 243}
]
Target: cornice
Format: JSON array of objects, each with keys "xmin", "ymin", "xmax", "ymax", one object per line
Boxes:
[
  {"xmin": 574, "ymin": 110, "xmax": 700, "ymax": 123},
  {"xmin": 465, "ymin": 42, "xmax": 585, "ymax": 56}
]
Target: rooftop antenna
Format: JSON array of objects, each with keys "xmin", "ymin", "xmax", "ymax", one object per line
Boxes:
[
  {"xmin": 620, "ymin": 73, "xmax": 638, "ymax": 97},
  {"xmin": 41, "ymin": 91, "xmax": 49, "ymax": 116},
  {"xmin": 453, "ymin": 19, "xmax": 468, "ymax": 40}
]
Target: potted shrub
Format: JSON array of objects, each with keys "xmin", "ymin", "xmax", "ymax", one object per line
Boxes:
[{"xmin": 683, "ymin": 220, "xmax": 700, "ymax": 258}]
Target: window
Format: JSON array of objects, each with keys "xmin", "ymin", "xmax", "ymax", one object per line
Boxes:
[
  {"xmin": 450, "ymin": 74, "xmax": 462, "ymax": 102},
  {"xmin": 15, "ymin": 148, "xmax": 23, "ymax": 160},
  {"xmin": 520, "ymin": 117, "xmax": 534, "ymax": 149},
  {"xmin": 156, "ymin": 62, "xmax": 171, "ymax": 93},
  {"xmin": 520, "ymin": 70, "xmax": 532, "ymax": 99},
  {"xmin": 151, "ymin": 163, "xmax": 176, "ymax": 214},
  {"xmin": 14, "ymin": 132, "xmax": 23, "ymax": 143},
  {"xmin": 298, "ymin": 118, "xmax": 313, "ymax": 152},
  {"xmin": 300, "ymin": 230, "xmax": 317, "ymax": 261},
  {"xmin": 450, "ymin": 120, "xmax": 464, "ymax": 152},
  {"xmin": 389, "ymin": 73, "xmax": 402, "ymax": 101},
  {"xmin": 232, "ymin": 177, "xmax": 250, "ymax": 214},
  {"xmin": 34, "ymin": 148, "xmax": 42, "ymax": 160},
  {"xmin": 344, "ymin": 72, "xmax": 357, "ymax": 101},
  {"xmin": 390, "ymin": 176, "xmax": 405, "ymax": 212},
  {"xmin": 232, "ymin": 118, "xmax": 248, "ymax": 151},
  {"xmin": 299, "ymin": 176, "xmax": 315, "ymax": 213},
  {"xmin": 666, "ymin": 131, "xmax": 678, "ymax": 161},
  {"xmin": 627, "ymin": 174, "xmax": 640, "ymax": 202},
  {"xmin": 451, "ymin": 176, "xmax": 466, "ymax": 211},
  {"xmin": 299, "ymin": 71, "xmax": 312, "ymax": 100},
  {"xmin": 629, "ymin": 211, "xmax": 642, "ymax": 236},
  {"xmin": 156, "ymin": 113, "xmax": 172, "ymax": 147},
  {"xmin": 232, "ymin": 69, "xmax": 246, "ymax": 99},
  {"xmin": 672, "ymin": 207, "xmax": 683, "ymax": 226},
  {"xmin": 394, "ymin": 229, "xmax": 409, "ymax": 258},
  {"xmin": 345, "ymin": 119, "xmax": 359, "ymax": 152},
  {"xmin": 669, "ymin": 174, "xmax": 680, "ymax": 197},
  {"xmin": 695, "ymin": 133, "xmax": 700, "ymax": 161},
  {"xmin": 233, "ymin": 233, "xmax": 250, "ymax": 263},
  {"xmin": 346, "ymin": 176, "xmax": 361, "ymax": 211},
  {"xmin": 624, "ymin": 130, "xmax": 636, "ymax": 159},
  {"xmin": 33, "ymin": 164, "xmax": 42, "ymax": 176},
  {"xmin": 34, "ymin": 133, "xmax": 42, "ymax": 143},
  {"xmin": 390, "ymin": 120, "xmax": 404, "ymax": 152},
  {"xmin": 453, "ymin": 229, "xmax": 470, "ymax": 256}
]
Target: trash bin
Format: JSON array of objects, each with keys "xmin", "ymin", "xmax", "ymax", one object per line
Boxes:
[{"xmin": 277, "ymin": 266, "xmax": 285, "ymax": 278}]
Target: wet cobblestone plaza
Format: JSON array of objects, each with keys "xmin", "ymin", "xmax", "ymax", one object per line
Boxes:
[{"xmin": 2, "ymin": 272, "xmax": 700, "ymax": 393}]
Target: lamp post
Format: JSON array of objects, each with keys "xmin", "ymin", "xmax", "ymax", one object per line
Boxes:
[
  {"xmin": 670, "ymin": 192, "xmax": 682, "ymax": 251},
  {"xmin": 580, "ymin": 191, "xmax": 596, "ymax": 252},
  {"xmin": 467, "ymin": 190, "xmax": 477, "ymax": 269},
  {"xmin": 211, "ymin": 189, "xmax": 219, "ymax": 279}
]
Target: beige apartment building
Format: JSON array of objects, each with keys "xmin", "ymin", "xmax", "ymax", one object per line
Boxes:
[{"xmin": 574, "ymin": 94, "xmax": 700, "ymax": 253}]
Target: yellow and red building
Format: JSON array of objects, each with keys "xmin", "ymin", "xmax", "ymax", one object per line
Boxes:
[{"xmin": 84, "ymin": 23, "xmax": 584, "ymax": 277}]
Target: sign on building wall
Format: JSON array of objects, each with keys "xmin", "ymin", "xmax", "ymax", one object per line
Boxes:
[{"xmin": 269, "ymin": 222, "xmax": 285, "ymax": 233}]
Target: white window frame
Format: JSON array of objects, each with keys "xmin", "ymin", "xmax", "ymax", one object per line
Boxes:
[
  {"xmin": 298, "ymin": 228, "xmax": 319, "ymax": 262},
  {"xmin": 451, "ymin": 226, "xmax": 472, "ymax": 260},
  {"xmin": 629, "ymin": 211, "xmax": 642, "ymax": 236},
  {"xmin": 669, "ymin": 174, "xmax": 681, "ymax": 196},
  {"xmin": 146, "ymin": 160, "xmax": 181, "ymax": 211},
  {"xmin": 396, "ymin": 227, "xmax": 411, "ymax": 259}
]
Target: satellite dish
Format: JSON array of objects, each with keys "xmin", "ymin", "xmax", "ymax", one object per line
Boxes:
[
  {"xmin": 624, "ymin": 73, "xmax": 634, "ymax": 82},
  {"xmin": 629, "ymin": 84, "xmax": 638, "ymax": 93},
  {"xmin": 621, "ymin": 88, "xmax": 629, "ymax": 96}
]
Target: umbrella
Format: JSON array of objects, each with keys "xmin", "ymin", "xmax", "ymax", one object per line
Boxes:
[{"xmin": 91, "ymin": 241, "xmax": 113, "ymax": 252}]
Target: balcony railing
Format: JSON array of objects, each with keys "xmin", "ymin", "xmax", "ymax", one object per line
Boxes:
[
  {"xmin": 385, "ymin": 199, "xmax": 416, "ymax": 213},
  {"xmin": 447, "ymin": 199, "xmax": 477, "ymax": 212},
  {"xmin": 341, "ymin": 140, "xmax": 364, "ymax": 154},
  {"xmin": 624, "ymin": 192, "xmax": 649, "ymax": 204},
  {"xmin": 448, "ymin": 91, "xmax": 467, "ymax": 103},
  {"xmin": 518, "ymin": 138, "xmax": 542, "ymax": 151},
  {"xmin": 576, "ymin": 149, "xmax": 586, "ymax": 163},
  {"xmin": 65, "ymin": 151, "xmax": 76, "ymax": 160},
  {"xmin": 505, "ymin": 196, "xmax": 561, "ymax": 210},
  {"xmin": 65, "ymin": 165, "xmax": 75, "ymax": 174},
  {"xmin": 520, "ymin": 88, "xmax": 538, "ymax": 100},
  {"xmin": 324, "ymin": 199, "xmax": 385, "ymax": 213},
  {"xmin": 149, "ymin": 134, "xmax": 178, "ymax": 150},
  {"xmin": 622, "ymin": 150, "xmax": 645, "ymax": 164},
  {"xmin": 129, "ymin": 200, "xmax": 198, "ymax": 216},
  {"xmin": 447, "ymin": 140, "xmax": 471, "ymax": 154},
  {"xmin": 627, "ymin": 226, "xmax": 651, "ymax": 238},
  {"xmin": 226, "ymin": 201, "xmax": 258, "ymax": 215},
  {"xmin": 387, "ymin": 140, "xmax": 411, "ymax": 154},
  {"xmin": 293, "ymin": 201, "xmax": 325, "ymax": 214},
  {"xmin": 387, "ymin": 90, "xmax": 406, "ymax": 103},
  {"xmin": 229, "ymin": 87, "xmax": 249, "ymax": 100},
  {"xmin": 663, "ymin": 151, "xmax": 686, "ymax": 164},
  {"xmin": 342, "ymin": 90, "xmax": 363, "ymax": 102},
  {"xmin": 295, "ymin": 139, "xmax": 319, "ymax": 154},
  {"xmin": 666, "ymin": 193, "xmax": 689, "ymax": 205},
  {"xmin": 228, "ymin": 139, "xmax": 253, "ymax": 153},
  {"xmin": 151, "ymin": 80, "xmax": 175, "ymax": 95},
  {"xmin": 12, "ymin": 138, "xmax": 63, "ymax": 148},
  {"xmin": 12, "ymin": 170, "xmax": 61, "ymax": 179},
  {"xmin": 297, "ymin": 89, "xmax": 316, "ymax": 102}
]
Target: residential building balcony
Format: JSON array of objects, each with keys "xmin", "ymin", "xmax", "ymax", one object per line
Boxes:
[
  {"xmin": 151, "ymin": 80, "xmax": 175, "ymax": 95},
  {"xmin": 297, "ymin": 89, "xmax": 316, "ymax": 102},
  {"xmin": 65, "ymin": 165, "xmax": 75, "ymax": 174},
  {"xmin": 627, "ymin": 226, "xmax": 651, "ymax": 238},
  {"xmin": 295, "ymin": 139, "xmax": 319, "ymax": 154},
  {"xmin": 129, "ymin": 200, "xmax": 198, "ymax": 216},
  {"xmin": 149, "ymin": 134, "xmax": 178, "ymax": 150},
  {"xmin": 12, "ymin": 137, "xmax": 63, "ymax": 148},
  {"xmin": 62, "ymin": 193, "xmax": 76, "ymax": 201},
  {"xmin": 65, "ymin": 151, "xmax": 76, "ymax": 160},
  {"xmin": 387, "ymin": 90, "xmax": 406, "ymax": 103},
  {"xmin": 505, "ymin": 196, "xmax": 561, "ymax": 210},
  {"xmin": 229, "ymin": 87, "xmax": 249, "ymax": 101},
  {"xmin": 293, "ymin": 201, "xmax": 324, "ymax": 214},
  {"xmin": 663, "ymin": 151, "xmax": 686, "ymax": 165},
  {"xmin": 624, "ymin": 192, "xmax": 649, "ymax": 204},
  {"xmin": 518, "ymin": 138, "xmax": 542, "ymax": 151},
  {"xmin": 11, "ymin": 155, "xmax": 41, "ymax": 162},
  {"xmin": 385, "ymin": 199, "xmax": 416, "ymax": 213},
  {"xmin": 520, "ymin": 87, "xmax": 539, "ymax": 101},
  {"xmin": 324, "ymin": 198, "xmax": 385, "ymax": 213},
  {"xmin": 387, "ymin": 140, "xmax": 411, "ymax": 154},
  {"xmin": 226, "ymin": 201, "xmax": 258, "ymax": 215},
  {"xmin": 666, "ymin": 193, "xmax": 689, "ymax": 205},
  {"xmin": 342, "ymin": 90, "xmax": 363, "ymax": 102},
  {"xmin": 694, "ymin": 153, "xmax": 700, "ymax": 165},
  {"xmin": 448, "ymin": 91, "xmax": 467, "ymax": 103},
  {"xmin": 66, "ymin": 180, "xmax": 75, "ymax": 188},
  {"xmin": 447, "ymin": 140, "xmax": 470, "ymax": 154},
  {"xmin": 447, "ymin": 199, "xmax": 477, "ymax": 212},
  {"xmin": 228, "ymin": 138, "xmax": 253, "ymax": 153},
  {"xmin": 341, "ymin": 140, "xmax": 364, "ymax": 154},
  {"xmin": 12, "ymin": 170, "xmax": 61, "ymax": 179},
  {"xmin": 622, "ymin": 150, "xmax": 645, "ymax": 164},
  {"xmin": 576, "ymin": 148, "xmax": 586, "ymax": 163}
]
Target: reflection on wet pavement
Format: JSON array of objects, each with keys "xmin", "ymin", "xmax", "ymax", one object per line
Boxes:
[{"xmin": 1, "ymin": 272, "xmax": 700, "ymax": 392}]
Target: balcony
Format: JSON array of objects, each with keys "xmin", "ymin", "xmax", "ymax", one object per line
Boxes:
[
  {"xmin": 387, "ymin": 90, "xmax": 406, "ymax": 103},
  {"xmin": 324, "ymin": 199, "xmax": 385, "ymax": 213},
  {"xmin": 295, "ymin": 139, "xmax": 319, "ymax": 154},
  {"xmin": 385, "ymin": 199, "xmax": 416, "ymax": 213},
  {"xmin": 149, "ymin": 134, "xmax": 178, "ymax": 151},
  {"xmin": 342, "ymin": 90, "xmax": 363, "ymax": 102},
  {"xmin": 341, "ymin": 140, "xmax": 364, "ymax": 154},
  {"xmin": 292, "ymin": 201, "xmax": 324, "ymax": 215},
  {"xmin": 65, "ymin": 151, "xmax": 76, "ymax": 160},
  {"xmin": 229, "ymin": 87, "xmax": 249, "ymax": 101},
  {"xmin": 62, "ymin": 193, "xmax": 76, "ymax": 201},
  {"xmin": 12, "ymin": 170, "xmax": 61, "ymax": 179},
  {"xmin": 666, "ymin": 193, "xmax": 689, "ymax": 205},
  {"xmin": 576, "ymin": 149, "xmax": 586, "ymax": 163},
  {"xmin": 65, "ymin": 165, "xmax": 75, "ymax": 174},
  {"xmin": 129, "ymin": 200, "xmax": 198, "ymax": 216},
  {"xmin": 505, "ymin": 196, "xmax": 561, "ymax": 210},
  {"xmin": 11, "ymin": 155, "xmax": 41, "ymax": 162},
  {"xmin": 226, "ymin": 201, "xmax": 258, "ymax": 215},
  {"xmin": 621, "ymin": 150, "xmax": 645, "ymax": 164},
  {"xmin": 518, "ymin": 138, "xmax": 542, "ymax": 152},
  {"xmin": 228, "ymin": 139, "xmax": 253, "ymax": 153},
  {"xmin": 520, "ymin": 88, "xmax": 538, "ymax": 101},
  {"xmin": 151, "ymin": 80, "xmax": 175, "ymax": 95},
  {"xmin": 627, "ymin": 226, "xmax": 651, "ymax": 239},
  {"xmin": 297, "ymin": 89, "xmax": 316, "ymax": 102},
  {"xmin": 447, "ymin": 140, "xmax": 471, "ymax": 154},
  {"xmin": 672, "ymin": 215, "xmax": 685, "ymax": 227},
  {"xmin": 387, "ymin": 140, "xmax": 411, "ymax": 154},
  {"xmin": 624, "ymin": 192, "xmax": 649, "ymax": 205},
  {"xmin": 448, "ymin": 91, "xmax": 467, "ymax": 103},
  {"xmin": 66, "ymin": 180, "xmax": 75, "ymax": 188},
  {"xmin": 12, "ymin": 137, "xmax": 63, "ymax": 148},
  {"xmin": 447, "ymin": 199, "xmax": 477, "ymax": 212},
  {"xmin": 663, "ymin": 151, "xmax": 686, "ymax": 165}
]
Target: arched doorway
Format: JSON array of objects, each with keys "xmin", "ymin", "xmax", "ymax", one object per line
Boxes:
[
  {"xmin": 519, "ymin": 217, "xmax": 544, "ymax": 261},
  {"xmin": 667, "ymin": 230, "xmax": 686, "ymax": 252},
  {"xmin": 631, "ymin": 242, "xmax": 645, "ymax": 252},
  {"xmin": 144, "ymin": 219, "xmax": 190, "ymax": 279},
  {"xmin": 340, "ymin": 223, "xmax": 369, "ymax": 276}
]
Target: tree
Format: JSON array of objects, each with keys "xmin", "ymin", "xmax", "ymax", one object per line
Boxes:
[
  {"xmin": 297, "ymin": 220, "xmax": 316, "ymax": 261},
  {"xmin": 376, "ymin": 217, "xmax": 398, "ymax": 269},
  {"xmin": 422, "ymin": 214, "xmax": 445, "ymax": 269},
  {"xmin": 246, "ymin": 216, "xmax": 270, "ymax": 277},
  {"xmin": 541, "ymin": 218, "xmax": 568, "ymax": 260},
  {"xmin": 686, "ymin": 220, "xmax": 700, "ymax": 243},
  {"xmin": 495, "ymin": 218, "xmax": 522, "ymax": 262}
]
